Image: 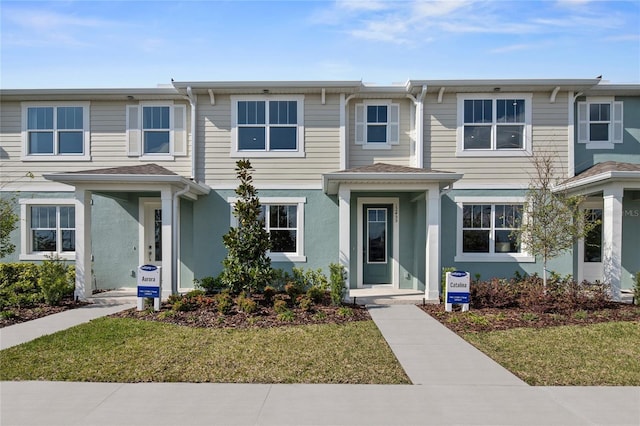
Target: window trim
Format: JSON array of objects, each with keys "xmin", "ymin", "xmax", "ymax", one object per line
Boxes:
[
  {"xmin": 227, "ymin": 196, "xmax": 306, "ymax": 262},
  {"xmin": 577, "ymin": 96, "xmax": 623, "ymax": 150},
  {"xmin": 126, "ymin": 101, "xmax": 188, "ymax": 160},
  {"xmin": 454, "ymin": 196, "xmax": 534, "ymax": 263},
  {"xmin": 19, "ymin": 198, "xmax": 78, "ymax": 261},
  {"xmin": 230, "ymin": 95, "xmax": 305, "ymax": 158},
  {"xmin": 21, "ymin": 102, "xmax": 91, "ymax": 161},
  {"xmin": 456, "ymin": 94, "xmax": 532, "ymax": 157},
  {"xmin": 355, "ymin": 100, "xmax": 400, "ymax": 150}
]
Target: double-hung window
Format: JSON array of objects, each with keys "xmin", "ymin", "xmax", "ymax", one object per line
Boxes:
[
  {"xmin": 126, "ymin": 102, "xmax": 187, "ymax": 158},
  {"xmin": 227, "ymin": 197, "xmax": 306, "ymax": 262},
  {"xmin": 231, "ymin": 96, "xmax": 304, "ymax": 157},
  {"xmin": 577, "ymin": 97, "xmax": 623, "ymax": 149},
  {"xmin": 22, "ymin": 103, "xmax": 90, "ymax": 160},
  {"xmin": 456, "ymin": 94, "xmax": 532, "ymax": 156},
  {"xmin": 355, "ymin": 101, "xmax": 400, "ymax": 148},
  {"xmin": 455, "ymin": 197, "xmax": 533, "ymax": 262},
  {"xmin": 19, "ymin": 199, "xmax": 77, "ymax": 260}
]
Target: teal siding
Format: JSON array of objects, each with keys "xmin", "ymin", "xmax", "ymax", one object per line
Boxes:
[
  {"xmin": 575, "ymin": 96, "xmax": 640, "ymax": 174},
  {"xmin": 622, "ymin": 192, "xmax": 640, "ymax": 290}
]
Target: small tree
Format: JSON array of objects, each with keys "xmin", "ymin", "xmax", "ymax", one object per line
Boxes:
[
  {"xmin": 221, "ymin": 159, "xmax": 272, "ymax": 294},
  {"xmin": 515, "ymin": 154, "xmax": 597, "ymax": 288},
  {"xmin": 0, "ymin": 196, "xmax": 19, "ymax": 259}
]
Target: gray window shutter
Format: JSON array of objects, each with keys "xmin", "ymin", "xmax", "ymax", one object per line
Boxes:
[
  {"xmin": 126, "ymin": 105, "xmax": 141, "ymax": 156},
  {"xmin": 355, "ymin": 104, "xmax": 365, "ymax": 145},
  {"xmin": 388, "ymin": 104, "xmax": 399, "ymax": 145},
  {"xmin": 577, "ymin": 102, "xmax": 588, "ymax": 143},
  {"xmin": 612, "ymin": 101, "xmax": 623, "ymax": 144},
  {"xmin": 173, "ymin": 104, "xmax": 187, "ymax": 155}
]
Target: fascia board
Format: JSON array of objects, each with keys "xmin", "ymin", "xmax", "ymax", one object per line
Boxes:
[
  {"xmin": 322, "ymin": 172, "xmax": 463, "ymax": 194},
  {"xmin": 554, "ymin": 171, "xmax": 640, "ymax": 193},
  {"xmin": 43, "ymin": 173, "xmax": 211, "ymax": 195}
]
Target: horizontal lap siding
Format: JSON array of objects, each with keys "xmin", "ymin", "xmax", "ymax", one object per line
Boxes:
[
  {"xmin": 202, "ymin": 94, "xmax": 341, "ymax": 187},
  {"xmin": 426, "ymin": 92, "xmax": 569, "ymax": 186},
  {"xmin": 348, "ymin": 98, "xmax": 412, "ymax": 168},
  {"xmin": 0, "ymin": 101, "xmax": 192, "ymax": 187}
]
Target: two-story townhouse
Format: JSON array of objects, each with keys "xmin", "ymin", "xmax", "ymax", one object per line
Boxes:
[{"xmin": 1, "ymin": 79, "xmax": 638, "ymax": 302}]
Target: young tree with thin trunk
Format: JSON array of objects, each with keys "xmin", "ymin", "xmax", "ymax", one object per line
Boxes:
[{"xmin": 515, "ymin": 153, "xmax": 597, "ymax": 289}]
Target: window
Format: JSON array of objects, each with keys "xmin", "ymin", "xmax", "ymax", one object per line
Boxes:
[
  {"xmin": 456, "ymin": 94, "xmax": 532, "ymax": 156},
  {"xmin": 231, "ymin": 96, "xmax": 304, "ymax": 157},
  {"xmin": 455, "ymin": 197, "xmax": 533, "ymax": 262},
  {"xmin": 22, "ymin": 103, "xmax": 90, "ymax": 160},
  {"xmin": 583, "ymin": 209, "xmax": 602, "ymax": 262},
  {"xmin": 126, "ymin": 103, "xmax": 187, "ymax": 158},
  {"xmin": 227, "ymin": 197, "xmax": 306, "ymax": 262},
  {"xmin": 20, "ymin": 200, "xmax": 77, "ymax": 260},
  {"xmin": 577, "ymin": 98, "xmax": 623, "ymax": 149},
  {"xmin": 355, "ymin": 101, "xmax": 399, "ymax": 148}
]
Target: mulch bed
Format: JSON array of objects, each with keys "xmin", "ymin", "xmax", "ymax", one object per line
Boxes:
[
  {"xmin": 420, "ymin": 302, "xmax": 640, "ymax": 333},
  {"xmin": 0, "ymin": 298, "xmax": 89, "ymax": 328}
]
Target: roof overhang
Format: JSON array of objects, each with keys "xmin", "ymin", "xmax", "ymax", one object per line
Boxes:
[
  {"xmin": 322, "ymin": 171, "xmax": 463, "ymax": 195},
  {"xmin": 555, "ymin": 171, "xmax": 640, "ymax": 195},
  {"xmin": 43, "ymin": 172, "xmax": 211, "ymax": 200},
  {"xmin": 0, "ymin": 87, "xmax": 183, "ymax": 102}
]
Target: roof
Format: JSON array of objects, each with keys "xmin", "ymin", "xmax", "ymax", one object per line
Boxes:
[
  {"xmin": 65, "ymin": 164, "xmax": 178, "ymax": 176},
  {"xmin": 322, "ymin": 163, "xmax": 462, "ymax": 194},
  {"xmin": 558, "ymin": 161, "xmax": 640, "ymax": 193}
]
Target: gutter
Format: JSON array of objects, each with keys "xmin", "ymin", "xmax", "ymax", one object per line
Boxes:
[
  {"xmin": 172, "ymin": 184, "xmax": 191, "ymax": 294},
  {"xmin": 185, "ymin": 86, "xmax": 197, "ymax": 181}
]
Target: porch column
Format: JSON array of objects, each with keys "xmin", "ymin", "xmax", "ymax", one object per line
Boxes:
[
  {"xmin": 161, "ymin": 189, "xmax": 173, "ymax": 296},
  {"xmin": 338, "ymin": 186, "xmax": 351, "ymax": 294},
  {"xmin": 425, "ymin": 185, "xmax": 441, "ymax": 301},
  {"xmin": 603, "ymin": 186, "xmax": 623, "ymax": 301},
  {"xmin": 74, "ymin": 188, "xmax": 92, "ymax": 300}
]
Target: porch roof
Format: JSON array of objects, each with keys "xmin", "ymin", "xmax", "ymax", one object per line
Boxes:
[
  {"xmin": 43, "ymin": 164, "xmax": 211, "ymax": 199},
  {"xmin": 322, "ymin": 163, "xmax": 463, "ymax": 194},
  {"xmin": 557, "ymin": 161, "xmax": 640, "ymax": 194}
]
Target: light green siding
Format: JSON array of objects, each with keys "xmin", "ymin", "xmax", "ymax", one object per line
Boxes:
[{"xmin": 622, "ymin": 192, "xmax": 640, "ymax": 290}]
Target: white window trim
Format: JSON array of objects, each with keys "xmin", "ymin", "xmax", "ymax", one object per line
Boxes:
[
  {"xmin": 355, "ymin": 100, "xmax": 400, "ymax": 150},
  {"xmin": 21, "ymin": 102, "xmax": 91, "ymax": 161},
  {"xmin": 227, "ymin": 196, "xmax": 306, "ymax": 262},
  {"xmin": 456, "ymin": 93, "xmax": 533, "ymax": 157},
  {"xmin": 230, "ymin": 95, "xmax": 305, "ymax": 158},
  {"xmin": 134, "ymin": 101, "xmax": 181, "ymax": 161},
  {"xmin": 577, "ymin": 96, "xmax": 623, "ymax": 150},
  {"xmin": 19, "ymin": 198, "xmax": 78, "ymax": 261},
  {"xmin": 454, "ymin": 196, "xmax": 534, "ymax": 263}
]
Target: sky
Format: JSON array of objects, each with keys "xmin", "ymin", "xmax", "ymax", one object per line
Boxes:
[{"xmin": 1, "ymin": 0, "xmax": 639, "ymax": 89}]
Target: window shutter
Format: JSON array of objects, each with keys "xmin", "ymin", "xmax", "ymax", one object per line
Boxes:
[
  {"xmin": 388, "ymin": 104, "xmax": 400, "ymax": 145},
  {"xmin": 612, "ymin": 101, "xmax": 623, "ymax": 144},
  {"xmin": 126, "ymin": 105, "xmax": 141, "ymax": 156},
  {"xmin": 577, "ymin": 102, "xmax": 588, "ymax": 144},
  {"xmin": 355, "ymin": 104, "xmax": 365, "ymax": 145},
  {"xmin": 173, "ymin": 104, "xmax": 187, "ymax": 155}
]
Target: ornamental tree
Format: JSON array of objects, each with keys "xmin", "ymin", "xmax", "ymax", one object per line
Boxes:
[
  {"xmin": 0, "ymin": 196, "xmax": 18, "ymax": 258},
  {"xmin": 221, "ymin": 159, "xmax": 272, "ymax": 294}
]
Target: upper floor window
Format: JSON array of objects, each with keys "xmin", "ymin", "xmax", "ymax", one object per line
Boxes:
[
  {"xmin": 126, "ymin": 102, "xmax": 187, "ymax": 159},
  {"xmin": 231, "ymin": 95, "xmax": 305, "ymax": 158},
  {"xmin": 355, "ymin": 101, "xmax": 399, "ymax": 149},
  {"xmin": 21, "ymin": 103, "xmax": 90, "ymax": 161},
  {"xmin": 19, "ymin": 199, "xmax": 77, "ymax": 261},
  {"xmin": 456, "ymin": 94, "xmax": 532, "ymax": 157},
  {"xmin": 577, "ymin": 98, "xmax": 623, "ymax": 149}
]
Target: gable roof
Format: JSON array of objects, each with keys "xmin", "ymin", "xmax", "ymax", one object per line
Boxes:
[
  {"xmin": 558, "ymin": 161, "xmax": 640, "ymax": 193},
  {"xmin": 65, "ymin": 164, "xmax": 178, "ymax": 176}
]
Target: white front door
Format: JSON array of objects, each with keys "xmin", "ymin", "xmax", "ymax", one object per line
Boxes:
[
  {"xmin": 579, "ymin": 206, "xmax": 603, "ymax": 283},
  {"xmin": 142, "ymin": 200, "xmax": 162, "ymax": 267}
]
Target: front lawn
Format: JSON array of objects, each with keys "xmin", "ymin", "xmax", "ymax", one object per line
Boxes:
[{"xmin": 0, "ymin": 317, "xmax": 410, "ymax": 384}]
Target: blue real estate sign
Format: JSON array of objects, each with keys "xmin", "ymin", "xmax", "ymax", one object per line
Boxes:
[
  {"xmin": 137, "ymin": 264, "xmax": 161, "ymax": 298},
  {"xmin": 446, "ymin": 271, "xmax": 470, "ymax": 304}
]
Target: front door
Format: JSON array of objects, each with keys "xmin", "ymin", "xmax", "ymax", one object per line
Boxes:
[
  {"xmin": 580, "ymin": 207, "xmax": 603, "ymax": 283},
  {"xmin": 363, "ymin": 205, "xmax": 393, "ymax": 284},
  {"xmin": 143, "ymin": 201, "xmax": 162, "ymax": 267}
]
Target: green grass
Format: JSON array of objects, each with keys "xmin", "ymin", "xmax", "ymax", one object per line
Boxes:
[
  {"xmin": 463, "ymin": 321, "xmax": 640, "ymax": 385},
  {"xmin": 0, "ymin": 318, "xmax": 410, "ymax": 384}
]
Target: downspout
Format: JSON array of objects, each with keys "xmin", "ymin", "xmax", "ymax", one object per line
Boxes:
[
  {"xmin": 185, "ymin": 86, "xmax": 197, "ymax": 181},
  {"xmin": 172, "ymin": 184, "xmax": 190, "ymax": 294},
  {"xmin": 406, "ymin": 85, "xmax": 427, "ymax": 168}
]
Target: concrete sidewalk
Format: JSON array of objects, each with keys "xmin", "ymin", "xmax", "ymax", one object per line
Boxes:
[{"xmin": 1, "ymin": 298, "xmax": 639, "ymax": 425}]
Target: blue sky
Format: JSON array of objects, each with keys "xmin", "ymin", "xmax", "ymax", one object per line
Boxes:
[{"xmin": 1, "ymin": 0, "xmax": 639, "ymax": 88}]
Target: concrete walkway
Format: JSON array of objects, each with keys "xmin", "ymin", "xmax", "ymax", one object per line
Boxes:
[{"xmin": 1, "ymin": 294, "xmax": 639, "ymax": 425}]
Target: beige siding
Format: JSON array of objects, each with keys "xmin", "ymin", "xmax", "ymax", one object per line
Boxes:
[
  {"xmin": 0, "ymin": 100, "xmax": 192, "ymax": 188},
  {"xmin": 347, "ymin": 98, "xmax": 412, "ymax": 169},
  {"xmin": 201, "ymin": 93, "xmax": 341, "ymax": 187},
  {"xmin": 426, "ymin": 92, "xmax": 570, "ymax": 186}
]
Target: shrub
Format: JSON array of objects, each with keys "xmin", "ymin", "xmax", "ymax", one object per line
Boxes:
[
  {"xmin": 0, "ymin": 263, "xmax": 41, "ymax": 310},
  {"xmin": 306, "ymin": 285, "xmax": 325, "ymax": 304},
  {"xmin": 277, "ymin": 309, "xmax": 295, "ymax": 322},
  {"xmin": 337, "ymin": 306, "xmax": 353, "ymax": 317},
  {"xmin": 273, "ymin": 298, "xmax": 288, "ymax": 314},
  {"xmin": 329, "ymin": 263, "xmax": 346, "ymax": 306},
  {"xmin": 172, "ymin": 299, "xmax": 197, "ymax": 312},
  {"xmin": 634, "ymin": 272, "xmax": 640, "ymax": 306},
  {"xmin": 236, "ymin": 293, "xmax": 258, "ymax": 314},
  {"xmin": 194, "ymin": 275, "xmax": 225, "ymax": 294},
  {"xmin": 38, "ymin": 256, "xmax": 74, "ymax": 306},
  {"xmin": 214, "ymin": 290, "xmax": 234, "ymax": 315},
  {"xmin": 284, "ymin": 281, "xmax": 303, "ymax": 299},
  {"xmin": 297, "ymin": 295, "xmax": 313, "ymax": 312},
  {"xmin": 263, "ymin": 286, "xmax": 276, "ymax": 304}
]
